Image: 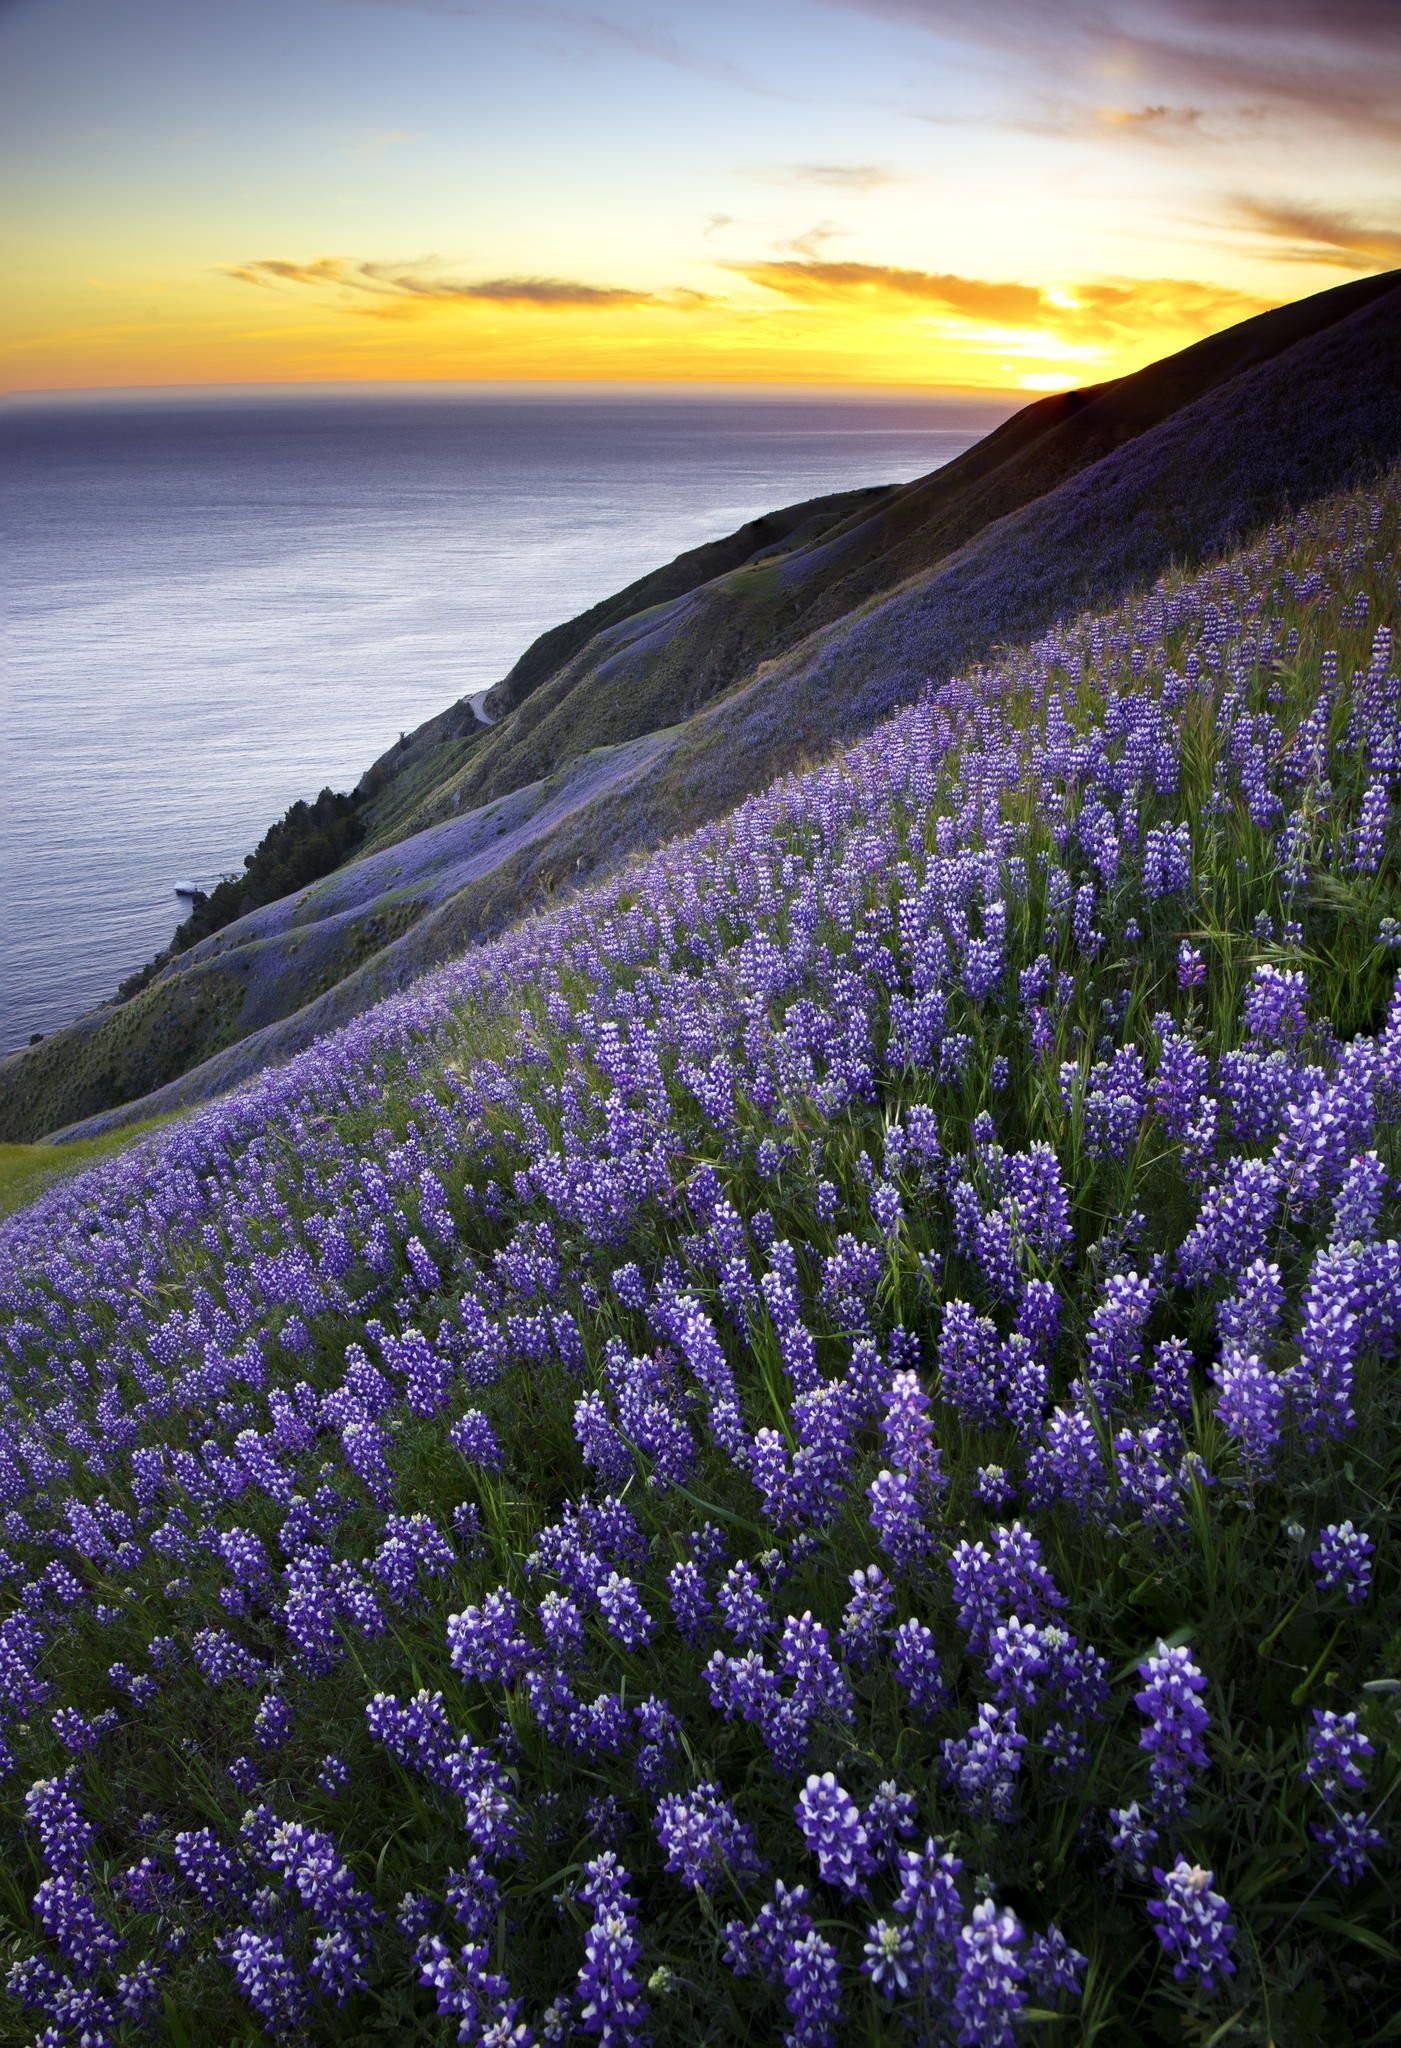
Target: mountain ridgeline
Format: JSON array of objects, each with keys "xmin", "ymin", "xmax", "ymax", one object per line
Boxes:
[{"xmin": 5, "ymin": 267, "xmax": 1401, "ymax": 1145}]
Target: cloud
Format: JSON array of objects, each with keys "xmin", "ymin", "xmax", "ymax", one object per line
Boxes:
[
  {"xmin": 1229, "ymin": 198, "xmax": 1401, "ymax": 268},
  {"xmin": 703, "ymin": 213, "xmax": 736, "ymax": 240},
  {"xmin": 368, "ymin": 267, "xmax": 654, "ymax": 306},
  {"xmin": 1094, "ymin": 102, "xmax": 1204, "ymax": 136},
  {"xmin": 783, "ymin": 221, "xmax": 849, "ymax": 260},
  {"xmin": 220, "ymin": 257, "xmax": 700, "ymax": 312},
  {"xmin": 1057, "ymin": 274, "xmax": 1270, "ymax": 339},
  {"xmin": 784, "ymin": 163, "xmax": 900, "ymax": 189},
  {"xmin": 726, "ymin": 255, "xmax": 1268, "ymax": 346},
  {"xmin": 728, "ymin": 259, "xmax": 1046, "ymax": 322},
  {"xmin": 825, "ymin": 0, "xmax": 1401, "ymax": 142}
]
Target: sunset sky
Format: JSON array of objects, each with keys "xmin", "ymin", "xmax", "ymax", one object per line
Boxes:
[{"xmin": 3, "ymin": 0, "xmax": 1399, "ymax": 394}]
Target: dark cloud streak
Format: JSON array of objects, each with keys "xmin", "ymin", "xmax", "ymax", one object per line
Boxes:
[
  {"xmin": 220, "ymin": 257, "xmax": 703, "ymax": 310},
  {"xmin": 1231, "ymin": 199, "xmax": 1401, "ymax": 268}
]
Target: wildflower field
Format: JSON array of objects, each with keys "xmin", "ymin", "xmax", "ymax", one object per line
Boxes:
[{"xmin": 1, "ymin": 472, "xmax": 1399, "ymax": 2045}]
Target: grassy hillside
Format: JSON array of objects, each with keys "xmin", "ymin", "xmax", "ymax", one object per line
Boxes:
[
  {"xmin": 0, "ymin": 473, "xmax": 1397, "ymax": 2043},
  {"xmin": 6, "ymin": 273, "xmax": 1400, "ymax": 1146},
  {"xmin": 0, "ymin": 1118, "xmax": 174, "ymax": 1220}
]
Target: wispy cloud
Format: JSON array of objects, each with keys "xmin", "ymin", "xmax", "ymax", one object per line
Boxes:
[
  {"xmin": 1230, "ymin": 198, "xmax": 1401, "ymax": 269},
  {"xmin": 780, "ymin": 162, "xmax": 901, "ymax": 189},
  {"xmin": 1094, "ymin": 102, "xmax": 1204, "ymax": 138},
  {"xmin": 1057, "ymin": 274, "xmax": 1269, "ymax": 339},
  {"xmin": 220, "ymin": 257, "xmax": 704, "ymax": 312},
  {"xmin": 782, "ymin": 221, "xmax": 850, "ymax": 260},
  {"xmin": 826, "ymin": 0, "xmax": 1401, "ymax": 142},
  {"xmin": 728, "ymin": 259, "xmax": 1045, "ymax": 322},
  {"xmin": 222, "ymin": 259, "xmax": 354, "ymax": 289},
  {"xmin": 727, "ymin": 255, "xmax": 1267, "ymax": 345}
]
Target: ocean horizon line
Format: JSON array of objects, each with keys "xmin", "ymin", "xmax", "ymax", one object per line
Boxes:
[{"xmin": 2, "ymin": 375, "xmax": 1026, "ymax": 411}]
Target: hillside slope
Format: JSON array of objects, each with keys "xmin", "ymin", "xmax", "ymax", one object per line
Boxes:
[
  {"xmin": 7, "ymin": 269, "xmax": 1401, "ymax": 1143},
  {"xmin": 0, "ymin": 474, "xmax": 1397, "ymax": 2042}
]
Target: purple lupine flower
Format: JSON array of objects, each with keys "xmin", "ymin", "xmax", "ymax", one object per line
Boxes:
[
  {"xmin": 1106, "ymin": 1801, "xmax": 1160, "ymax": 1881},
  {"xmin": 1310, "ymin": 1810, "xmax": 1386, "ymax": 1886},
  {"xmin": 881, "ymin": 1368, "xmax": 937, "ymax": 1473},
  {"xmin": 1311, "ymin": 1521, "xmax": 1375, "ymax": 1603},
  {"xmin": 539, "ymin": 1591, "xmax": 586, "ymax": 1662},
  {"xmin": 23, "ymin": 1774, "xmax": 95, "ymax": 1875},
  {"xmin": 941, "ymin": 1702, "xmax": 1026, "ymax": 1821},
  {"xmin": 450, "ymin": 1408, "xmax": 504, "ymax": 1469},
  {"xmin": 795, "ymin": 1773, "xmax": 873, "ymax": 1892},
  {"xmin": 778, "ymin": 1611, "xmax": 854, "ymax": 1729},
  {"xmin": 221, "ymin": 1927, "xmax": 312, "ymax": 2034},
  {"xmin": 1302, "ymin": 1709, "xmax": 1374, "ymax": 1801},
  {"xmin": 863, "ymin": 1918, "xmax": 917, "ymax": 1998},
  {"xmin": 1177, "ymin": 942, "xmax": 1205, "ymax": 988},
  {"xmin": 446, "ymin": 1589, "xmax": 535, "ymax": 1684},
  {"xmin": 1331, "ymin": 1150, "xmax": 1389, "ymax": 1246},
  {"xmin": 892, "ymin": 1834, "xmax": 963, "ymax": 1979},
  {"xmin": 717, "ymin": 1560, "xmax": 770, "ymax": 1648},
  {"xmin": 1113, "ymin": 1424, "xmax": 1190, "ymax": 1533},
  {"xmin": 839, "ymin": 1564, "xmax": 893, "ymax": 1671},
  {"xmin": 985, "ymin": 1615, "xmax": 1051, "ymax": 1707},
  {"xmin": 935, "ymin": 1300, "xmax": 1001, "ymax": 1429},
  {"xmin": 948, "ymin": 1520, "xmax": 1065, "ymax": 1653},
  {"xmin": 597, "ymin": 1573, "xmax": 655, "ymax": 1651},
  {"xmin": 867, "ymin": 1467, "xmax": 934, "ymax": 1574},
  {"xmin": 316, "ymin": 1754, "xmax": 349, "ymax": 1797},
  {"xmin": 32, "ymin": 1870, "xmax": 122, "ymax": 1972},
  {"xmin": 414, "ymin": 1932, "xmax": 515, "ymax": 2041},
  {"xmin": 1024, "ymin": 1404, "xmax": 1108, "ymax": 1518},
  {"xmin": 654, "ymin": 1782, "xmax": 762, "ymax": 1892},
  {"xmin": 1135, "ymin": 1642, "xmax": 1210, "ymax": 1813},
  {"xmin": 1243, "ymin": 964, "xmax": 1310, "ymax": 1047},
  {"xmin": 1143, "ymin": 821, "xmax": 1191, "ymax": 898},
  {"xmin": 863, "ymin": 1782, "xmax": 918, "ymax": 1869},
  {"xmin": 1352, "ymin": 778, "xmax": 1388, "ymax": 874},
  {"xmin": 1148, "ymin": 1335, "xmax": 1194, "ymax": 1420},
  {"xmin": 1084, "ymin": 1268, "xmax": 1155, "ymax": 1414},
  {"xmin": 633, "ymin": 1695, "xmax": 680, "ymax": 1794},
  {"xmin": 576, "ymin": 1854, "xmax": 650, "ymax": 2045},
  {"xmin": 665, "ymin": 1560, "xmax": 711, "ymax": 1641},
  {"xmin": 446, "ymin": 1856, "xmax": 501, "ymax": 1939},
  {"xmin": 953, "ymin": 1899, "xmax": 1027, "ymax": 2048},
  {"xmin": 780, "ymin": 1928, "xmax": 842, "ymax": 2048},
  {"xmin": 1213, "ymin": 1349, "xmax": 1286, "ymax": 1469},
  {"xmin": 1146, "ymin": 1860, "xmax": 1236, "ymax": 1992},
  {"xmin": 722, "ymin": 1877, "xmax": 813, "ymax": 1982},
  {"xmin": 892, "ymin": 1618, "xmax": 946, "ymax": 1721},
  {"xmin": 1025, "ymin": 1924, "xmax": 1086, "ymax": 2000}
]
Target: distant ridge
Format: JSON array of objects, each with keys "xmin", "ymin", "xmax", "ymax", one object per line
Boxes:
[{"xmin": 7, "ymin": 267, "xmax": 1400, "ymax": 1144}]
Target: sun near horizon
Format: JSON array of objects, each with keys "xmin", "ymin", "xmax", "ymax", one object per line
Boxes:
[{"xmin": 4, "ymin": 0, "xmax": 1399, "ymax": 403}]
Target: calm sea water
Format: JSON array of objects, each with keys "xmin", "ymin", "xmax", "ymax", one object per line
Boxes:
[{"xmin": 0, "ymin": 386, "xmax": 1008, "ymax": 1054}]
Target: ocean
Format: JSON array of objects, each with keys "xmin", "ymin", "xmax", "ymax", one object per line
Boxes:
[{"xmin": 0, "ymin": 385, "xmax": 1009, "ymax": 1054}]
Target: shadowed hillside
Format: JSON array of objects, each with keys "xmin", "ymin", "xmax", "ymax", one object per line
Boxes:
[{"xmin": 6, "ymin": 269, "xmax": 1400, "ymax": 1144}]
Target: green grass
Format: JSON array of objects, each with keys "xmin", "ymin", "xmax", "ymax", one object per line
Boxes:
[{"xmin": 0, "ymin": 1113, "xmax": 180, "ymax": 1218}]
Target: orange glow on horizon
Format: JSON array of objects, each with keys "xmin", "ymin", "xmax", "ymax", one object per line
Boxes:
[{"xmin": 3, "ymin": 265, "xmax": 1286, "ymax": 399}]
